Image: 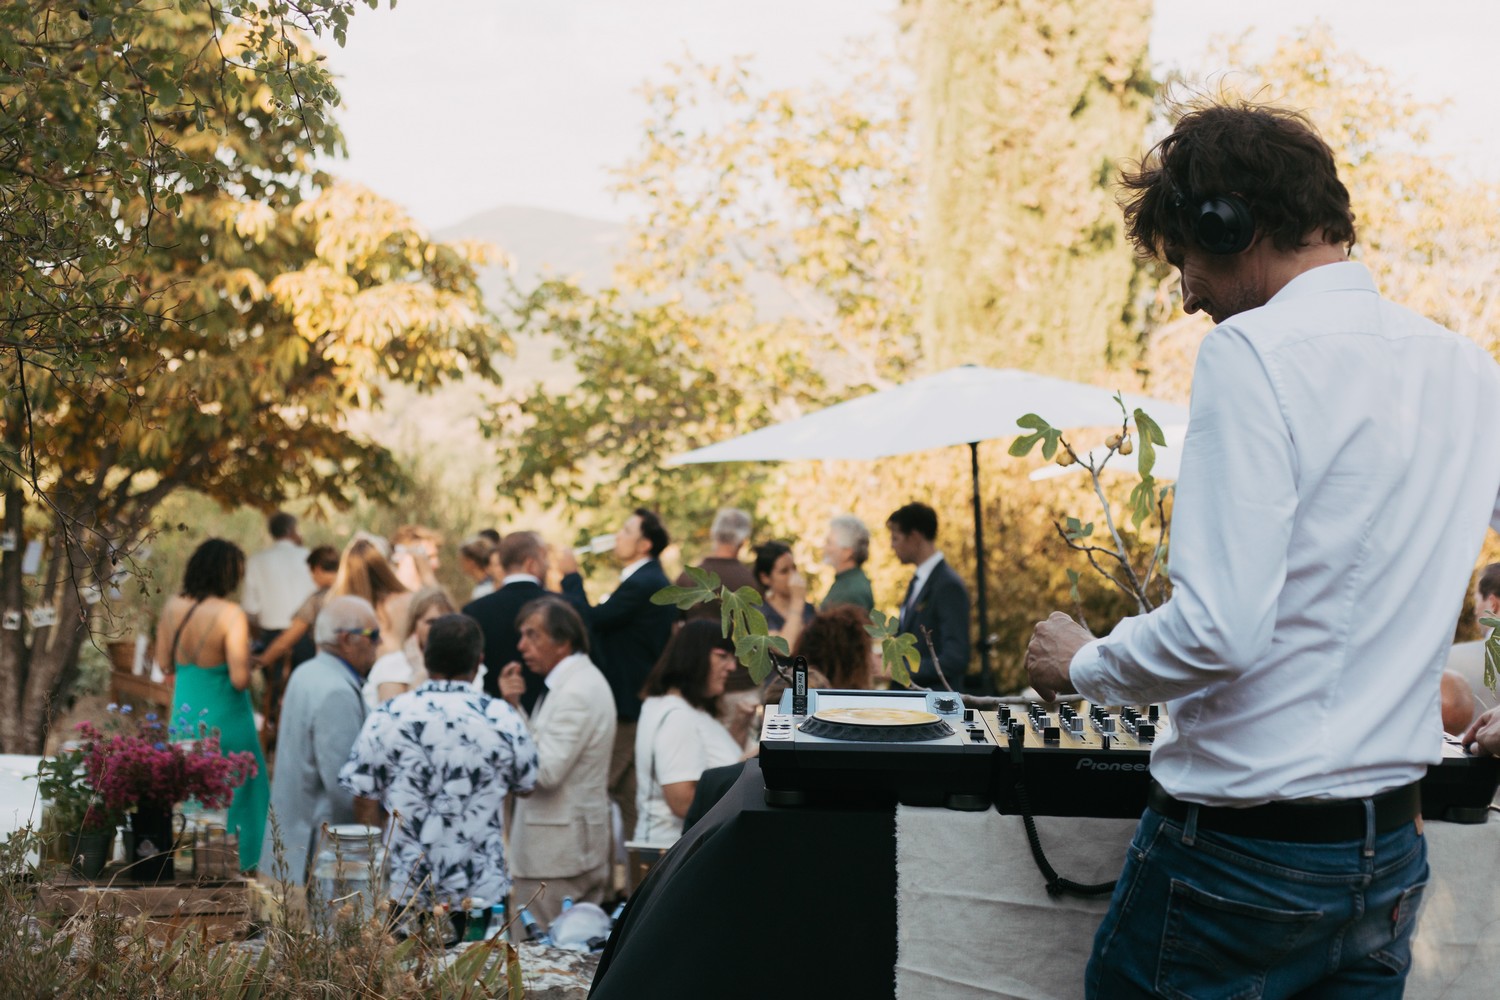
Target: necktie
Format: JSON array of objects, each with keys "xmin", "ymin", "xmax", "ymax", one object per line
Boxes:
[{"xmin": 900, "ymin": 575, "xmax": 919, "ymax": 624}]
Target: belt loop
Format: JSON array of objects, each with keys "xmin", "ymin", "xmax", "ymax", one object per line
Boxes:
[
  {"xmin": 1361, "ymin": 798, "xmax": 1376, "ymax": 859},
  {"xmin": 1181, "ymin": 803, "xmax": 1199, "ymax": 847}
]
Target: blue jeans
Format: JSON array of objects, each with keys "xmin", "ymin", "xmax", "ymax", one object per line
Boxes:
[{"xmin": 1085, "ymin": 805, "xmax": 1428, "ymax": 999}]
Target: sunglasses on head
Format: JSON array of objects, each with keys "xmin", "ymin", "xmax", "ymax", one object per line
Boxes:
[{"xmin": 340, "ymin": 626, "xmax": 381, "ymax": 643}]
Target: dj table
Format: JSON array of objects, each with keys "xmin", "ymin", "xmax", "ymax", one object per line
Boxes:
[{"xmin": 590, "ymin": 760, "xmax": 1500, "ymax": 1000}]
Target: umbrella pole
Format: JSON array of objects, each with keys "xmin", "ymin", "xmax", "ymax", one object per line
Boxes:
[{"xmin": 969, "ymin": 441, "xmax": 993, "ymax": 695}]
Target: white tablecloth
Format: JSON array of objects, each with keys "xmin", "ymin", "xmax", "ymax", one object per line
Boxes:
[
  {"xmin": 0, "ymin": 754, "xmax": 43, "ymax": 839},
  {"xmin": 896, "ymin": 808, "xmax": 1500, "ymax": 1000}
]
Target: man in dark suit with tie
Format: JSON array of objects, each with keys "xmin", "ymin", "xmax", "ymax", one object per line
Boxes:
[
  {"xmin": 556, "ymin": 507, "xmax": 677, "ymax": 860},
  {"xmin": 464, "ymin": 530, "xmax": 549, "ymax": 713},
  {"xmin": 888, "ymin": 502, "xmax": 971, "ymax": 691}
]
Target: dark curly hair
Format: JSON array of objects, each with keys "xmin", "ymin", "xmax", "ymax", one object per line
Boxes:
[
  {"xmin": 1120, "ymin": 99, "xmax": 1355, "ymax": 262},
  {"xmin": 640, "ymin": 618, "xmax": 735, "ymax": 713},
  {"xmin": 181, "ymin": 538, "xmax": 245, "ymax": 600},
  {"xmin": 792, "ymin": 605, "xmax": 874, "ymax": 690}
]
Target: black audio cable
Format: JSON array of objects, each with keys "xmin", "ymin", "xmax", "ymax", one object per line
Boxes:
[{"xmin": 1009, "ymin": 748, "xmax": 1118, "ymax": 898}]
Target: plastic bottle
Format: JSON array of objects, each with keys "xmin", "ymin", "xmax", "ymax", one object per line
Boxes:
[
  {"xmin": 517, "ymin": 907, "xmax": 552, "ymax": 945},
  {"xmin": 484, "ymin": 901, "xmax": 508, "ymax": 941}
]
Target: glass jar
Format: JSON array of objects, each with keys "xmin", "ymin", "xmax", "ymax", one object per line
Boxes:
[{"xmin": 310, "ymin": 824, "xmax": 386, "ymax": 927}]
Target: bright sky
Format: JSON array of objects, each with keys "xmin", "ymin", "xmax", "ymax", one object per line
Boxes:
[{"xmin": 320, "ymin": 0, "xmax": 1498, "ymax": 229}]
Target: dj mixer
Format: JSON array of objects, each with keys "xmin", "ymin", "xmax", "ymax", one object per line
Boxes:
[{"xmin": 760, "ymin": 688, "xmax": 1500, "ymax": 822}]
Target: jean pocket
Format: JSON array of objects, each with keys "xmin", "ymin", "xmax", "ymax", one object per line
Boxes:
[
  {"xmin": 1158, "ymin": 878, "xmax": 1324, "ymax": 1000},
  {"xmin": 1369, "ymin": 878, "xmax": 1427, "ymax": 975}
]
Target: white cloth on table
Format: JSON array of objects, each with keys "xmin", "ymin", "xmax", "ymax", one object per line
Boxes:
[
  {"xmin": 894, "ymin": 805, "xmax": 1500, "ymax": 1000},
  {"xmin": 1071, "ymin": 262, "xmax": 1500, "ymax": 806},
  {"xmin": 632, "ymin": 693, "xmax": 742, "ymax": 845}
]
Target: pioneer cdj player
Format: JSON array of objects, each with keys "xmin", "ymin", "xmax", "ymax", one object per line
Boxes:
[{"xmin": 759, "ymin": 688, "xmax": 996, "ymax": 810}]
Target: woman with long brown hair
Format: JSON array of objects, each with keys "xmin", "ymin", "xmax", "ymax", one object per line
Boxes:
[{"xmin": 330, "ymin": 536, "xmax": 411, "ymax": 656}]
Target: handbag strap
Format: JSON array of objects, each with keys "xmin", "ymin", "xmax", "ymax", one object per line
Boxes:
[{"xmin": 641, "ymin": 702, "xmax": 690, "ymax": 844}]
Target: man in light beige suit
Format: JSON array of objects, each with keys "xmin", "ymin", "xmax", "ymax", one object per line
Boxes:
[{"xmin": 499, "ymin": 596, "xmax": 617, "ymax": 924}]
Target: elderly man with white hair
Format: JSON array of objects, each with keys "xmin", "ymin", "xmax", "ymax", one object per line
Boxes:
[
  {"xmin": 260, "ymin": 594, "xmax": 382, "ymax": 882},
  {"xmin": 676, "ymin": 507, "xmax": 757, "ymax": 623},
  {"xmin": 821, "ymin": 514, "xmax": 874, "ymax": 613}
]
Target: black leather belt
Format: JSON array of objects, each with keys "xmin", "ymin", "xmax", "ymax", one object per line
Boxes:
[{"xmin": 1146, "ymin": 780, "xmax": 1421, "ymax": 843}]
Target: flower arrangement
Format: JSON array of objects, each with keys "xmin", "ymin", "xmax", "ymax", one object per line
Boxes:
[
  {"xmin": 34, "ymin": 745, "xmax": 117, "ymax": 835},
  {"xmin": 74, "ymin": 703, "xmax": 258, "ymax": 817}
]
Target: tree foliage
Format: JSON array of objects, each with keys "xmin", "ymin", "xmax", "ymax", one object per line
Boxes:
[
  {"xmin": 1139, "ymin": 25, "xmax": 1500, "ymax": 399},
  {"xmin": 0, "ymin": 2, "xmax": 507, "ymax": 752},
  {"xmin": 494, "ymin": 54, "xmax": 922, "ymax": 541},
  {"xmin": 904, "ymin": 0, "xmax": 1155, "ymax": 376}
]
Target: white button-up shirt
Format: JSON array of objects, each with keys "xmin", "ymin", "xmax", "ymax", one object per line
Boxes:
[
  {"xmin": 1071, "ymin": 261, "xmax": 1500, "ymax": 805},
  {"xmin": 242, "ymin": 539, "xmax": 315, "ymax": 631}
]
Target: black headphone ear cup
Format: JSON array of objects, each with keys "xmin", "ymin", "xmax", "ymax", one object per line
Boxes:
[{"xmin": 1195, "ymin": 195, "xmax": 1254, "ymax": 254}]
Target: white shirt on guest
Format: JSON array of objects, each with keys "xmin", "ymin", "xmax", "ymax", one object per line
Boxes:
[
  {"xmin": 1070, "ymin": 261, "xmax": 1500, "ymax": 806},
  {"xmin": 242, "ymin": 539, "xmax": 315, "ymax": 631},
  {"xmin": 632, "ymin": 693, "xmax": 742, "ymax": 846}
]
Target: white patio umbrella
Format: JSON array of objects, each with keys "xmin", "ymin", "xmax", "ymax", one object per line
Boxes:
[{"xmin": 666, "ymin": 365, "xmax": 1189, "ymax": 693}]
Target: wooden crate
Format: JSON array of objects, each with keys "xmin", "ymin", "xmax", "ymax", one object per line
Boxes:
[{"xmin": 37, "ymin": 866, "xmax": 255, "ymax": 939}]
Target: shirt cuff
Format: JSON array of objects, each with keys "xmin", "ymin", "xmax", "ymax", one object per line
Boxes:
[{"xmin": 1068, "ymin": 638, "xmax": 1111, "ymax": 703}]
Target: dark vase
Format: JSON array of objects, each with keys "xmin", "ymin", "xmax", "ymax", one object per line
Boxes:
[
  {"xmin": 128, "ymin": 807, "xmax": 176, "ymax": 882},
  {"xmin": 66, "ymin": 829, "xmax": 113, "ymax": 879}
]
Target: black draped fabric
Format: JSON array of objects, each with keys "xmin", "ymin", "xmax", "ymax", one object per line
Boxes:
[{"xmin": 590, "ymin": 758, "xmax": 897, "ymax": 1000}]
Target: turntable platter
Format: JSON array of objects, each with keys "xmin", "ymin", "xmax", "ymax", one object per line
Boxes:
[
  {"xmin": 812, "ymin": 707, "xmax": 941, "ymax": 726},
  {"xmin": 799, "ymin": 706, "xmax": 955, "ymax": 743}
]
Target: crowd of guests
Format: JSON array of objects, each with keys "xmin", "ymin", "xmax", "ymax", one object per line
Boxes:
[
  {"xmin": 155, "ymin": 502, "xmax": 975, "ymax": 921},
  {"xmin": 157, "ymin": 504, "xmax": 1500, "ymax": 924}
]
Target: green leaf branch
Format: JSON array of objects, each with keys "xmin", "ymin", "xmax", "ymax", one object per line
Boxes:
[
  {"xmin": 1012, "ymin": 396, "xmax": 1173, "ymax": 614},
  {"xmin": 1479, "ymin": 615, "xmax": 1500, "ymax": 695},
  {"xmin": 655, "ymin": 570, "xmax": 922, "ymax": 688}
]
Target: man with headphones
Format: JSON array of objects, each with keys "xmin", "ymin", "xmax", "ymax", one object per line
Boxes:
[{"xmin": 1025, "ymin": 101, "xmax": 1500, "ymax": 997}]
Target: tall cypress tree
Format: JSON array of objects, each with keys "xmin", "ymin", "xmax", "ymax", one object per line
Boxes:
[{"xmin": 907, "ymin": 0, "xmax": 1154, "ymax": 377}]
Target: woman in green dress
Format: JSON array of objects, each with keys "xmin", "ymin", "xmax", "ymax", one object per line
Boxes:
[{"xmin": 156, "ymin": 539, "xmax": 268, "ymax": 872}]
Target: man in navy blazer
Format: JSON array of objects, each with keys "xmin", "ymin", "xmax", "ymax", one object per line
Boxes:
[
  {"xmin": 463, "ymin": 530, "xmax": 549, "ymax": 713},
  {"xmin": 557, "ymin": 507, "xmax": 677, "ymax": 856},
  {"xmin": 888, "ymin": 502, "xmax": 971, "ymax": 691}
]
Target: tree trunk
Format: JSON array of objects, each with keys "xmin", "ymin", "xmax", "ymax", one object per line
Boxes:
[
  {"xmin": 18, "ymin": 524, "xmax": 93, "ymax": 754},
  {"xmin": 0, "ymin": 487, "xmax": 28, "ymax": 753}
]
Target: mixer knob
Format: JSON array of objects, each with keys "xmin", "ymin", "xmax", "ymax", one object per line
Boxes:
[
  {"xmin": 1043, "ymin": 726, "xmax": 1060, "ymax": 744},
  {"xmin": 1100, "ymin": 734, "xmax": 1113, "ymax": 750},
  {"xmin": 1148, "ymin": 705, "xmax": 1160, "ymax": 722},
  {"xmin": 1137, "ymin": 723, "xmax": 1155, "ymax": 742}
]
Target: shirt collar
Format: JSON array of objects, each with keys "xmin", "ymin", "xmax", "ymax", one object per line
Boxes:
[
  {"xmin": 914, "ymin": 551, "xmax": 944, "ymax": 582},
  {"xmin": 415, "ymin": 678, "xmax": 476, "ymax": 694},
  {"xmin": 1266, "ymin": 260, "xmax": 1374, "ymax": 308},
  {"xmin": 618, "ymin": 558, "xmax": 651, "ymax": 583},
  {"xmin": 544, "ymin": 651, "xmax": 591, "ymax": 691},
  {"xmin": 321, "ymin": 649, "xmax": 364, "ymax": 687},
  {"xmin": 502, "ymin": 573, "xmax": 540, "ymax": 586}
]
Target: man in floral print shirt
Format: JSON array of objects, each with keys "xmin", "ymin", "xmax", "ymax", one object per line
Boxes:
[{"xmin": 340, "ymin": 614, "xmax": 539, "ymax": 907}]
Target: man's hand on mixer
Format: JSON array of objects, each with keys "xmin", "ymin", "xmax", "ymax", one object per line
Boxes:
[
  {"xmin": 1461, "ymin": 705, "xmax": 1500, "ymax": 757},
  {"xmin": 1025, "ymin": 611, "xmax": 1092, "ymax": 702}
]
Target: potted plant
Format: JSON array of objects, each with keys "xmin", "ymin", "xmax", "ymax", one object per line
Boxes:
[
  {"xmin": 74, "ymin": 704, "xmax": 258, "ymax": 882},
  {"xmin": 33, "ymin": 745, "xmax": 120, "ymax": 878}
]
